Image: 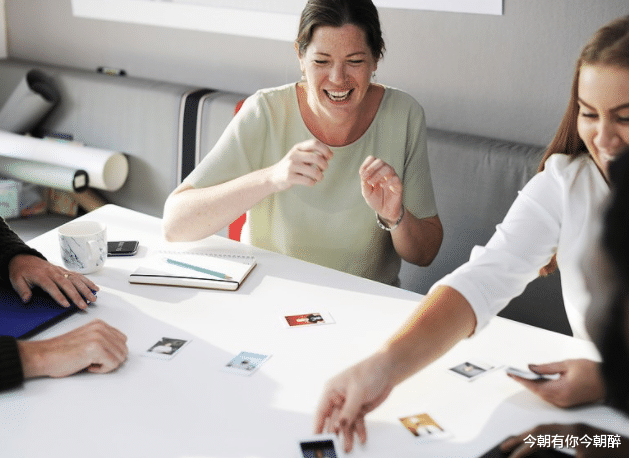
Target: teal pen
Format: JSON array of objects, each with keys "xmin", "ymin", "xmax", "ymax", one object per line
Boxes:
[{"xmin": 165, "ymin": 258, "xmax": 232, "ymax": 280}]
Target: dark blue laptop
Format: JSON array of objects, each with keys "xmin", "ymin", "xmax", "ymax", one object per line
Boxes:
[{"xmin": 0, "ymin": 286, "xmax": 78, "ymax": 338}]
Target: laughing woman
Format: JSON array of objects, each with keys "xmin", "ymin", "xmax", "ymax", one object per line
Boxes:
[{"xmin": 162, "ymin": 0, "xmax": 443, "ymax": 286}]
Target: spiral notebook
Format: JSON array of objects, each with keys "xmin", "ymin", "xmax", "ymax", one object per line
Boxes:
[{"xmin": 129, "ymin": 252, "xmax": 257, "ymax": 291}]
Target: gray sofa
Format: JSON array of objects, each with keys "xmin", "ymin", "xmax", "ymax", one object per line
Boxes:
[
  {"xmin": 0, "ymin": 58, "xmax": 570, "ymax": 336},
  {"xmin": 400, "ymin": 129, "xmax": 570, "ymax": 335}
]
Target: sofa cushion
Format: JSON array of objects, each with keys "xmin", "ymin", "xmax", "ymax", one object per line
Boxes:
[{"xmin": 400, "ymin": 128, "xmax": 570, "ymax": 335}]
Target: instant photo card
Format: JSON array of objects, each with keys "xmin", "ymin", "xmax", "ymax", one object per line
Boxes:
[
  {"xmin": 282, "ymin": 312, "xmax": 335, "ymax": 328},
  {"xmin": 399, "ymin": 413, "xmax": 450, "ymax": 442},
  {"xmin": 448, "ymin": 359, "xmax": 499, "ymax": 382},
  {"xmin": 297, "ymin": 435, "xmax": 342, "ymax": 458},
  {"xmin": 143, "ymin": 337, "xmax": 191, "ymax": 360},
  {"xmin": 222, "ymin": 351, "xmax": 271, "ymax": 376}
]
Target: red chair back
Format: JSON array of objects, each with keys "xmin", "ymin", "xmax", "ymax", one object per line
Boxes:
[{"xmin": 228, "ymin": 99, "xmax": 247, "ymax": 241}]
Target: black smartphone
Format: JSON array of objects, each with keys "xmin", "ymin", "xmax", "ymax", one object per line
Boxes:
[{"xmin": 107, "ymin": 241, "xmax": 139, "ymax": 257}]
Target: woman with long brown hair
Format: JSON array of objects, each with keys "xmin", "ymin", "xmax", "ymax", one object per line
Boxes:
[{"xmin": 314, "ymin": 15, "xmax": 629, "ymax": 453}]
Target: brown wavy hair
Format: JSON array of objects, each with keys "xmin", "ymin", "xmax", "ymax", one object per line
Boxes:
[
  {"xmin": 539, "ymin": 15, "xmax": 629, "ymax": 276},
  {"xmin": 295, "ymin": 0, "xmax": 385, "ymax": 61}
]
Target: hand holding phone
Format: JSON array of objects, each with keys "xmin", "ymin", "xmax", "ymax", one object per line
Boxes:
[{"xmin": 506, "ymin": 366, "xmax": 560, "ymax": 381}]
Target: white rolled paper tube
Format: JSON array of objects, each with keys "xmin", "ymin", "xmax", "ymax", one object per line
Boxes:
[
  {"xmin": 0, "ymin": 156, "xmax": 88, "ymax": 192},
  {"xmin": 0, "ymin": 70, "xmax": 59, "ymax": 133},
  {"xmin": 0, "ymin": 130, "xmax": 128, "ymax": 191}
]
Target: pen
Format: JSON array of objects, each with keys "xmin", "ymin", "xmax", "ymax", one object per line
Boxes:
[{"xmin": 165, "ymin": 258, "xmax": 232, "ymax": 280}]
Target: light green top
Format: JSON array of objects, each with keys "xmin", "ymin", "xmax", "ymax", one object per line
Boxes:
[{"xmin": 185, "ymin": 83, "xmax": 438, "ymax": 285}]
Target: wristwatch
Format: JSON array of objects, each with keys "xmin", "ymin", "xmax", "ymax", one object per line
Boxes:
[{"xmin": 376, "ymin": 206, "xmax": 405, "ymax": 231}]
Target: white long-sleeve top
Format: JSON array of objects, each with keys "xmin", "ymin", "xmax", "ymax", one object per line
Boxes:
[{"xmin": 434, "ymin": 153, "xmax": 609, "ymax": 340}]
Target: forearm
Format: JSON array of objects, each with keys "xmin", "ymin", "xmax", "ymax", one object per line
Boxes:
[
  {"xmin": 390, "ymin": 211, "xmax": 443, "ymax": 266},
  {"xmin": 163, "ymin": 168, "xmax": 278, "ymax": 242},
  {"xmin": 17, "ymin": 340, "xmax": 45, "ymax": 379},
  {"xmin": 381, "ymin": 285, "xmax": 476, "ymax": 385}
]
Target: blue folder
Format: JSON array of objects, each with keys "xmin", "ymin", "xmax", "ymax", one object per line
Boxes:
[{"xmin": 0, "ymin": 286, "xmax": 77, "ymax": 339}]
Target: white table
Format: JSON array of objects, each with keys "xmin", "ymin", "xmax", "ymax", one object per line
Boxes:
[{"xmin": 2, "ymin": 205, "xmax": 628, "ymax": 458}]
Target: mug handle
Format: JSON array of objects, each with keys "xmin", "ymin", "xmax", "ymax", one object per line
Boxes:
[{"xmin": 88, "ymin": 239, "xmax": 101, "ymax": 262}]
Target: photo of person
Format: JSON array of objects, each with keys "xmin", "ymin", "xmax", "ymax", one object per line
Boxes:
[
  {"xmin": 300, "ymin": 439, "xmax": 338, "ymax": 458},
  {"xmin": 285, "ymin": 313, "xmax": 325, "ymax": 326},
  {"xmin": 450, "ymin": 361, "xmax": 489, "ymax": 379},
  {"xmin": 399, "ymin": 413, "xmax": 445, "ymax": 438},
  {"xmin": 147, "ymin": 338, "xmax": 188, "ymax": 355}
]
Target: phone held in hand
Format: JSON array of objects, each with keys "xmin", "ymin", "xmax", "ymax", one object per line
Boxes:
[{"xmin": 506, "ymin": 366, "xmax": 560, "ymax": 381}]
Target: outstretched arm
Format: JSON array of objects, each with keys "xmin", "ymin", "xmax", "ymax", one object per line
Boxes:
[{"xmin": 314, "ymin": 286, "xmax": 476, "ymax": 452}]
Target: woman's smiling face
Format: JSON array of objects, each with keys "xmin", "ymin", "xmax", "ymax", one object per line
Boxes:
[
  {"xmin": 577, "ymin": 64, "xmax": 629, "ymax": 179},
  {"xmin": 298, "ymin": 23, "xmax": 378, "ymax": 123}
]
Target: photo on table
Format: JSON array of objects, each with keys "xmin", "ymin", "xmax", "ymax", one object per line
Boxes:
[
  {"xmin": 448, "ymin": 359, "xmax": 499, "ymax": 382},
  {"xmin": 282, "ymin": 311, "xmax": 335, "ymax": 328},
  {"xmin": 399, "ymin": 412, "xmax": 450, "ymax": 442},
  {"xmin": 298, "ymin": 435, "xmax": 341, "ymax": 458},
  {"xmin": 221, "ymin": 351, "xmax": 271, "ymax": 376},
  {"xmin": 143, "ymin": 337, "xmax": 191, "ymax": 360}
]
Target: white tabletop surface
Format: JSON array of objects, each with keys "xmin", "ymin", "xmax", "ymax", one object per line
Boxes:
[{"xmin": 2, "ymin": 204, "xmax": 629, "ymax": 458}]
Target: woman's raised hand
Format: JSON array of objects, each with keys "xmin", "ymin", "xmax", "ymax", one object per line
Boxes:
[
  {"xmin": 359, "ymin": 155, "xmax": 403, "ymax": 223},
  {"xmin": 269, "ymin": 139, "xmax": 333, "ymax": 191}
]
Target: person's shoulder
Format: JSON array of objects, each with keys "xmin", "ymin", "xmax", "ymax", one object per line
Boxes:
[
  {"xmin": 381, "ymin": 86, "xmax": 420, "ymax": 106},
  {"xmin": 380, "ymin": 85, "xmax": 424, "ymax": 117},
  {"xmin": 250, "ymin": 83, "xmax": 295, "ymax": 104},
  {"xmin": 544, "ymin": 153, "xmax": 597, "ymax": 182},
  {"xmin": 238, "ymin": 83, "xmax": 295, "ymax": 119}
]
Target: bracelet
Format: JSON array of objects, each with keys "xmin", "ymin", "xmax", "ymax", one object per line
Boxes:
[{"xmin": 376, "ymin": 206, "xmax": 405, "ymax": 231}]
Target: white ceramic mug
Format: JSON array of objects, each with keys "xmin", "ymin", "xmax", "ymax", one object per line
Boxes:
[{"xmin": 58, "ymin": 221, "xmax": 107, "ymax": 274}]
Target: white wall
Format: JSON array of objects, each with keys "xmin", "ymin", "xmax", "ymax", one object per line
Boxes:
[
  {"xmin": 0, "ymin": 0, "xmax": 7, "ymax": 58},
  {"xmin": 4, "ymin": 0, "xmax": 628, "ymax": 145}
]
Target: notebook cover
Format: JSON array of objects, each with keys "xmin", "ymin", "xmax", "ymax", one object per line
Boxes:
[
  {"xmin": 129, "ymin": 253, "xmax": 256, "ymax": 291},
  {"xmin": 0, "ymin": 286, "xmax": 77, "ymax": 339}
]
